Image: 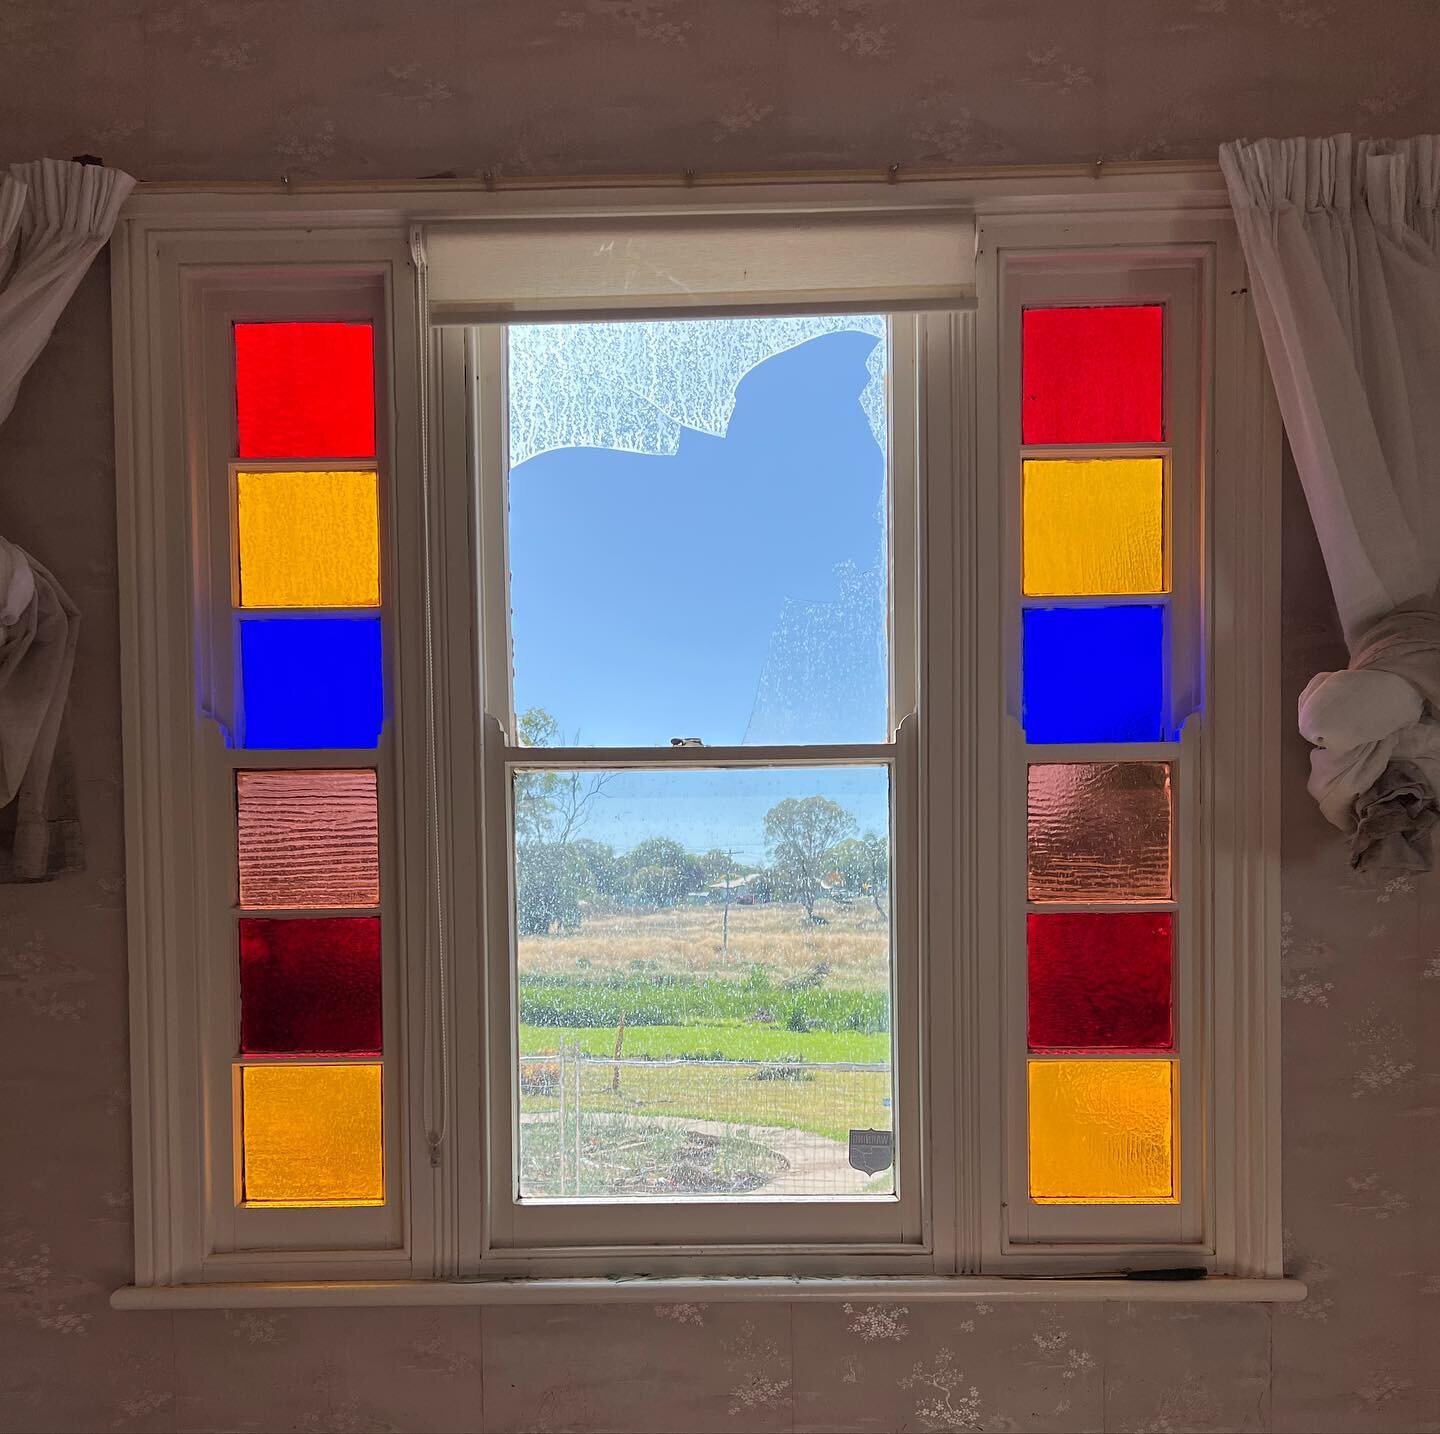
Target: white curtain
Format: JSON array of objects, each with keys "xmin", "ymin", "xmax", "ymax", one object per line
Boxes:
[
  {"xmin": 0, "ymin": 158, "xmax": 133, "ymax": 880},
  {"xmin": 1221, "ymin": 135, "xmax": 1440, "ymax": 870}
]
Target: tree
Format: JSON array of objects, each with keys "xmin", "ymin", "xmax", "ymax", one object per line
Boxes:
[
  {"xmin": 513, "ymin": 707, "xmax": 565, "ymax": 848},
  {"xmin": 512, "ymin": 706, "xmax": 613, "ymax": 933},
  {"xmin": 516, "ymin": 842, "xmax": 582, "ymax": 935},
  {"xmin": 568, "ymin": 838, "xmax": 624, "ymax": 903},
  {"xmin": 763, "ymin": 796, "xmax": 855, "ymax": 921},
  {"xmin": 830, "ymin": 831, "xmax": 890, "ymax": 916},
  {"xmin": 625, "ymin": 837, "xmax": 701, "ymax": 909}
]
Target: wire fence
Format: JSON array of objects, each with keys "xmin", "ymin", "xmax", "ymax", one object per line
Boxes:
[{"xmin": 516, "ymin": 1043, "xmax": 894, "ymax": 1199}]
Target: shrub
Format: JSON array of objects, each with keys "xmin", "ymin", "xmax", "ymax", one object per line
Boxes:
[
  {"xmin": 751, "ymin": 1055, "xmax": 812, "ymax": 1082},
  {"xmin": 519, "ymin": 1059, "xmax": 561, "ymax": 1095}
]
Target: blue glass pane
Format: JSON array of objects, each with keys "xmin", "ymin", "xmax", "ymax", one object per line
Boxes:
[
  {"xmin": 1023, "ymin": 606, "xmax": 1166, "ymax": 743},
  {"xmin": 240, "ymin": 617, "xmax": 383, "ymax": 749}
]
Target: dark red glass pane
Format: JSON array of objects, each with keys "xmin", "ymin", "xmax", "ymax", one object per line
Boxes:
[
  {"xmin": 1022, "ymin": 305, "xmax": 1163, "ymax": 444},
  {"xmin": 1027, "ymin": 911, "xmax": 1172, "ymax": 1051},
  {"xmin": 235, "ymin": 322, "xmax": 376, "ymax": 459},
  {"xmin": 239, "ymin": 916, "xmax": 381, "ymax": 1055}
]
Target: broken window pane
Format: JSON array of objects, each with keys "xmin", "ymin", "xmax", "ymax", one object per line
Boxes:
[{"xmin": 507, "ymin": 317, "xmax": 890, "ymax": 747}]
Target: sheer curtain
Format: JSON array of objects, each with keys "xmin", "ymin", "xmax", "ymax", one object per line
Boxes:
[
  {"xmin": 1221, "ymin": 134, "xmax": 1440, "ymax": 871},
  {"xmin": 0, "ymin": 158, "xmax": 133, "ymax": 880}
]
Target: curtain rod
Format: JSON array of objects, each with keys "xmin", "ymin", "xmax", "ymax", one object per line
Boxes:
[{"xmin": 133, "ymin": 158, "xmax": 1220, "ymax": 195}]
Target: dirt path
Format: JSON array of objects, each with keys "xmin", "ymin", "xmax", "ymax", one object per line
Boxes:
[{"xmin": 521, "ymin": 1110, "xmax": 881, "ymax": 1195}]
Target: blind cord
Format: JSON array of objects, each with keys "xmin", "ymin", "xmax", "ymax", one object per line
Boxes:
[{"xmin": 411, "ymin": 226, "xmax": 450, "ymax": 1169}]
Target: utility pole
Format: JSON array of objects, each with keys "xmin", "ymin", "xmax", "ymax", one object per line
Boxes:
[{"xmin": 722, "ymin": 847, "xmax": 734, "ymax": 959}]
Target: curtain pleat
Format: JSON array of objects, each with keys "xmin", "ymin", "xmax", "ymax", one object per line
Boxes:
[
  {"xmin": 0, "ymin": 158, "xmax": 134, "ymax": 881},
  {"xmin": 1221, "ymin": 135, "xmax": 1440, "ymax": 869}
]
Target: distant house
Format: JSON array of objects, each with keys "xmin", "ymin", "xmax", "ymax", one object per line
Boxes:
[{"xmin": 706, "ymin": 872, "xmax": 764, "ymax": 905}]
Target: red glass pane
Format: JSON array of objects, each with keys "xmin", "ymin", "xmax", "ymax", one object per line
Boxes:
[
  {"xmin": 239, "ymin": 917, "xmax": 381, "ymax": 1055},
  {"xmin": 235, "ymin": 322, "xmax": 376, "ymax": 459},
  {"xmin": 1028, "ymin": 911, "xmax": 1172, "ymax": 1051},
  {"xmin": 1022, "ymin": 305, "xmax": 1163, "ymax": 444}
]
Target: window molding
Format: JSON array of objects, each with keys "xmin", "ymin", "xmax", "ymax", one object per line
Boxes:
[
  {"xmin": 112, "ymin": 167, "xmax": 1288, "ymax": 1300},
  {"xmin": 457, "ymin": 313, "xmax": 927, "ymax": 1262}
]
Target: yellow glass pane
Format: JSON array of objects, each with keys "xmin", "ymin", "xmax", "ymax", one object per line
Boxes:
[
  {"xmin": 1028, "ymin": 1058, "xmax": 1176, "ymax": 1203},
  {"xmin": 1023, "ymin": 458, "xmax": 1165, "ymax": 596},
  {"xmin": 237, "ymin": 470, "xmax": 380, "ymax": 608},
  {"xmin": 240, "ymin": 1063, "xmax": 383, "ymax": 1206}
]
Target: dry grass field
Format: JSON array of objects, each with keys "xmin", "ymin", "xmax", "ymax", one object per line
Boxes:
[{"xmin": 517, "ymin": 898, "xmax": 891, "ymax": 989}]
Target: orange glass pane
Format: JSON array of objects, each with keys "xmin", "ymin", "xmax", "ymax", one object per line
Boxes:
[
  {"xmin": 1028, "ymin": 1058, "xmax": 1176, "ymax": 1203},
  {"xmin": 240, "ymin": 1063, "xmax": 383, "ymax": 1206},
  {"xmin": 1023, "ymin": 459, "xmax": 1165, "ymax": 596},
  {"xmin": 236, "ymin": 470, "xmax": 380, "ymax": 609}
]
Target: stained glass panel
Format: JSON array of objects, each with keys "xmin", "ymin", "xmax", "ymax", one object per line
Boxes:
[
  {"xmin": 1027, "ymin": 912, "xmax": 1173, "ymax": 1051},
  {"xmin": 1022, "ymin": 459, "xmax": 1165, "ymax": 596},
  {"xmin": 234, "ymin": 322, "xmax": 376, "ymax": 460},
  {"xmin": 1027, "ymin": 762, "xmax": 1172, "ymax": 902},
  {"xmin": 1028, "ymin": 1058, "xmax": 1176, "ymax": 1203},
  {"xmin": 236, "ymin": 769, "xmax": 380, "ymax": 909},
  {"xmin": 1023, "ymin": 605, "xmax": 1166, "ymax": 743},
  {"xmin": 239, "ymin": 617, "xmax": 383, "ymax": 750},
  {"xmin": 236, "ymin": 470, "xmax": 380, "ymax": 609},
  {"xmin": 240, "ymin": 1063, "xmax": 383, "ymax": 1206},
  {"xmin": 239, "ymin": 917, "xmax": 382, "ymax": 1055},
  {"xmin": 1022, "ymin": 305, "xmax": 1163, "ymax": 445}
]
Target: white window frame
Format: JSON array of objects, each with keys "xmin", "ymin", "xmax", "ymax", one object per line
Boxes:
[
  {"xmin": 457, "ymin": 316, "xmax": 924, "ymax": 1262},
  {"xmin": 111, "ymin": 170, "xmax": 1297, "ymax": 1307}
]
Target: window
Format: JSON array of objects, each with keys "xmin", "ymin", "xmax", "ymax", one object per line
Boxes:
[
  {"xmin": 476, "ymin": 314, "xmax": 921, "ymax": 1250},
  {"xmin": 112, "ymin": 179, "xmax": 1289, "ymax": 1301}
]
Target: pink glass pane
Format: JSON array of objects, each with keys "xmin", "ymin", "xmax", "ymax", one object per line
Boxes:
[
  {"xmin": 236, "ymin": 770, "xmax": 379, "ymax": 909},
  {"xmin": 234, "ymin": 322, "xmax": 376, "ymax": 459},
  {"xmin": 1022, "ymin": 305, "xmax": 1163, "ymax": 445},
  {"xmin": 1027, "ymin": 762, "xmax": 1172, "ymax": 902},
  {"xmin": 1028, "ymin": 912, "xmax": 1173, "ymax": 1051},
  {"xmin": 239, "ymin": 916, "xmax": 381, "ymax": 1055}
]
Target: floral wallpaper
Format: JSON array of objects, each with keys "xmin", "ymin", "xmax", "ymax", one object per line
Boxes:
[{"xmin": 2, "ymin": 2, "xmax": 1440, "ymax": 1430}]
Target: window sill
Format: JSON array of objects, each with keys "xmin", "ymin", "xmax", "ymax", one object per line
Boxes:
[{"xmin": 112, "ymin": 1274, "xmax": 1306, "ymax": 1310}]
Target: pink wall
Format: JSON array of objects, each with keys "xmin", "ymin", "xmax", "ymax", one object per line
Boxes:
[{"xmin": 2, "ymin": 2, "xmax": 1439, "ymax": 1429}]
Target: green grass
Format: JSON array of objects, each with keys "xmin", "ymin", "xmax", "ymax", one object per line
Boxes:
[
  {"xmin": 519, "ymin": 1022, "xmax": 889, "ymax": 1064},
  {"xmin": 519, "ymin": 1060, "xmax": 893, "ymax": 1146},
  {"xmin": 518, "ymin": 971, "xmax": 889, "ymax": 1035}
]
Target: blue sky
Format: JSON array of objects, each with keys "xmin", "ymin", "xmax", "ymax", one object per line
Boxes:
[{"xmin": 508, "ymin": 322, "xmax": 891, "ymax": 854}]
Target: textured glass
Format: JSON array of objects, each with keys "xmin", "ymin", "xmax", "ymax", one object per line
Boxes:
[
  {"xmin": 1027, "ymin": 912, "xmax": 1173, "ymax": 1050},
  {"xmin": 236, "ymin": 769, "xmax": 380, "ymax": 909},
  {"xmin": 236, "ymin": 470, "xmax": 380, "ymax": 609},
  {"xmin": 1023, "ymin": 606, "xmax": 1166, "ymax": 743},
  {"xmin": 508, "ymin": 317, "xmax": 889, "ymax": 747},
  {"xmin": 239, "ymin": 617, "xmax": 383, "ymax": 750},
  {"xmin": 240, "ymin": 1063, "xmax": 383, "ymax": 1206},
  {"xmin": 1023, "ymin": 459, "xmax": 1165, "ymax": 596},
  {"xmin": 234, "ymin": 322, "xmax": 376, "ymax": 460},
  {"xmin": 239, "ymin": 917, "xmax": 382, "ymax": 1055},
  {"xmin": 1022, "ymin": 305, "xmax": 1163, "ymax": 445},
  {"xmin": 1027, "ymin": 762, "xmax": 1172, "ymax": 902},
  {"xmin": 511, "ymin": 765, "xmax": 894, "ymax": 1200},
  {"xmin": 1028, "ymin": 1058, "xmax": 1176, "ymax": 1203}
]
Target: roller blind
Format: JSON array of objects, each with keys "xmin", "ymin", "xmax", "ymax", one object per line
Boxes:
[{"xmin": 419, "ymin": 211, "xmax": 976, "ymax": 323}]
